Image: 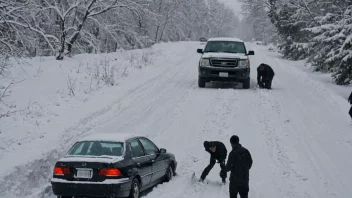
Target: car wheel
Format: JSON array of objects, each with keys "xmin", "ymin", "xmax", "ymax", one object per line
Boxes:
[
  {"xmin": 243, "ymin": 78, "xmax": 250, "ymax": 89},
  {"xmin": 198, "ymin": 77, "xmax": 206, "ymax": 88},
  {"xmin": 164, "ymin": 166, "xmax": 173, "ymax": 182},
  {"xmin": 129, "ymin": 178, "xmax": 140, "ymax": 198}
]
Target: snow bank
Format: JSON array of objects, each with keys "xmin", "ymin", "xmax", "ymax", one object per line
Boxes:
[{"xmin": 0, "ymin": 41, "xmax": 197, "ymax": 177}]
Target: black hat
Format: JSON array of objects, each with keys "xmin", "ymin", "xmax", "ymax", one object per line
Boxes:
[
  {"xmin": 230, "ymin": 135, "xmax": 239, "ymax": 144},
  {"xmin": 203, "ymin": 141, "xmax": 210, "ymax": 148}
]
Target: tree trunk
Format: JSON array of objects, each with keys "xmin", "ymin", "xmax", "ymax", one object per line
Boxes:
[{"xmin": 56, "ymin": 18, "xmax": 66, "ymax": 60}]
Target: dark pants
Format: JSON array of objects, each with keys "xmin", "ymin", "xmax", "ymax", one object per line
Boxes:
[
  {"xmin": 259, "ymin": 77, "xmax": 273, "ymax": 89},
  {"xmin": 229, "ymin": 182, "xmax": 249, "ymax": 198},
  {"xmin": 201, "ymin": 157, "xmax": 227, "ymax": 181},
  {"xmin": 349, "ymin": 106, "xmax": 352, "ymax": 119}
]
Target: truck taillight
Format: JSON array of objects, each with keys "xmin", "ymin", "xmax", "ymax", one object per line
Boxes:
[
  {"xmin": 99, "ymin": 168, "xmax": 121, "ymax": 176},
  {"xmin": 54, "ymin": 166, "xmax": 71, "ymax": 175}
]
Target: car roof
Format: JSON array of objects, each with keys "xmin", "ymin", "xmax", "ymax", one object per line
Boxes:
[
  {"xmin": 78, "ymin": 133, "xmax": 143, "ymax": 142},
  {"xmin": 207, "ymin": 37, "xmax": 244, "ymax": 42}
]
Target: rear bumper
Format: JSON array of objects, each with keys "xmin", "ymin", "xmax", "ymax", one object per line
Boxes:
[
  {"xmin": 199, "ymin": 66, "xmax": 250, "ymax": 81},
  {"xmin": 51, "ymin": 178, "xmax": 131, "ymax": 197}
]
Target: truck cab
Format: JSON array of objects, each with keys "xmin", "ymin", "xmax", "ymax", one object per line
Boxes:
[{"xmin": 196, "ymin": 37, "xmax": 254, "ymax": 88}]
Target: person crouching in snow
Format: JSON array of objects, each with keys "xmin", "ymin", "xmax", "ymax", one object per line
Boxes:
[
  {"xmin": 257, "ymin": 63, "xmax": 275, "ymax": 89},
  {"xmin": 200, "ymin": 141, "xmax": 227, "ymax": 183},
  {"xmin": 348, "ymin": 91, "xmax": 352, "ymax": 120}
]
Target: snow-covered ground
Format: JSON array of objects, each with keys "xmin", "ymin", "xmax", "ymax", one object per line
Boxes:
[{"xmin": 1, "ymin": 41, "xmax": 352, "ymax": 198}]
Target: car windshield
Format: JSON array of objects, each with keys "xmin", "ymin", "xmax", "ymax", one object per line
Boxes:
[
  {"xmin": 66, "ymin": 141, "xmax": 124, "ymax": 157},
  {"xmin": 204, "ymin": 41, "xmax": 246, "ymax": 53}
]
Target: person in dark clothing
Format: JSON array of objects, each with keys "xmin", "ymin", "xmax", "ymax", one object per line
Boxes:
[
  {"xmin": 257, "ymin": 63, "xmax": 275, "ymax": 89},
  {"xmin": 222, "ymin": 135, "xmax": 253, "ymax": 198},
  {"xmin": 348, "ymin": 91, "xmax": 352, "ymax": 120},
  {"xmin": 200, "ymin": 141, "xmax": 227, "ymax": 183}
]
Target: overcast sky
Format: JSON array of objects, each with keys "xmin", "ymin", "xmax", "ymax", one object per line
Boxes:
[{"xmin": 218, "ymin": 0, "xmax": 243, "ymax": 19}]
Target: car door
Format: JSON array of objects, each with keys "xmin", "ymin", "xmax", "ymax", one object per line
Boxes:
[
  {"xmin": 138, "ymin": 137, "xmax": 167, "ymax": 183},
  {"xmin": 129, "ymin": 139, "xmax": 153, "ymax": 186}
]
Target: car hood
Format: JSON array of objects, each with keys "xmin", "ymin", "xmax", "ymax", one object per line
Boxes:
[{"xmin": 202, "ymin": 52, "xmax": 248, "ymax": 59}]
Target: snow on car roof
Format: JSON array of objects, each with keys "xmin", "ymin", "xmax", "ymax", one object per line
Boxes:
[
  {"xmin": 208, "ymin": 37, "xmax": 244, "ymax": 42},
  {"xmin": 78, "ymin": 133, "xmax": 141, "ymax": 142}
]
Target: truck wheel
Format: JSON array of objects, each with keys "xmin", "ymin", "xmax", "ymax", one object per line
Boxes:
[
  {"xmin": 198, "ymin": 77, "xmax": 206, "ymax": 88},
  {"xmin": 243, "ymin": 78, "xmax": 250, "ymax": 89}
]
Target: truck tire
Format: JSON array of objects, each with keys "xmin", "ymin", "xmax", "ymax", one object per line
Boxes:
[
  {"xmin": 243, "ymin": 78, "xmax": 250, "ymax": 89},
  {"xmin": 198, "ymin": 77, "xmax": 206, "ymax": 88}
]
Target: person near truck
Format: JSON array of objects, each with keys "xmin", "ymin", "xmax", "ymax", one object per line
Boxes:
[{"xmin": 257, "ymin": 63, "xmax": 275, "ymax": 89}]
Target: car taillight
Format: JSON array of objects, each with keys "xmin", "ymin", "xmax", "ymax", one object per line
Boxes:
[
  {"xmin": 99, "ymin": 168, "xmax": 121, "ymax": 176},
  {"xmin": 54, "ymin": 166, "xmax": 71, "ymax": 175}
]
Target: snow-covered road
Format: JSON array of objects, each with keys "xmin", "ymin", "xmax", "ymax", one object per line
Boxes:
[{"xmin": 1, "ymin": 42, "xmax": 352, "ymax": 198}]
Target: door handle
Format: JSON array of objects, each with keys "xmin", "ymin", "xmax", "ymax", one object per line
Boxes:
[
  {"xmin": 137, "ymin": 163, "xmax": 140, "ymax": 167},
  {"xmin": 151, "ymin": 160, "xmax": 154, "ymax": 163}
]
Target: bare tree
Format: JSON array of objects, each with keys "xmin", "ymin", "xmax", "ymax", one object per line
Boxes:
[{"xmin": 1, "ymin": 0, "xmax": 240, "ymax": 60}]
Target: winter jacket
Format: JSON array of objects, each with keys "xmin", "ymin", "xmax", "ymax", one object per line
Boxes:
[
  {"xmin": 224, "ymin": 143, "xmax": 253, "ymax": 186},
  {"xmin": 204, "ymin": 141, "xmax": 227, "ymax": 161},
  {"xmin": 257, "ymin": 64, "xmax": 275, "ymax": 83},
  {"xmin": 349, "ymin": 92, "xmax": 352, "ymax": 104}
]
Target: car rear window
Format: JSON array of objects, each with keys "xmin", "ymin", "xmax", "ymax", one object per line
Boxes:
[{"xmin": 67, "ymin": 141, "xmax": 124, "ymax": 157}]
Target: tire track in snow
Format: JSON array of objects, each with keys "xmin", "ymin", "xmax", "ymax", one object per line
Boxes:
[
  {"xmin": 142, "ymin": 88, "xmax": 254, "ymax": 198},
  {"xmin": 107, "ymin": 53, "xmax": 199, "ymax": 138},
  {"xmin": 254, "ymin": 89, "xmax": 313, "ymax": 198},
  {"xmin": 266, "ymin": 57, "xmax": 350, "ymax": 198}
]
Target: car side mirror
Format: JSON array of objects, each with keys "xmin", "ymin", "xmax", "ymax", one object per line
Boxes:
[
  {"xmin": 159, "ymin": 148, "xmax": 166, "ymax": 153},
  {"xmin": 197, "ymin": 49, "xmax": 203, "ymax": 54},
  {"xmin": 247, "ymin": 51, "xmax": 255, "ymax": 55}
]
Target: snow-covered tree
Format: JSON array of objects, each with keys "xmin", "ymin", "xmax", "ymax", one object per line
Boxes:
[
  {"xmin": 237, "ymin": 0, "xmax": 352, "ymax": 84},
  {"xmin": 237, "ymin": 0, "xmax": 277, "ymax": 44},
  {"xmin": 0, "ymin": 0, "xmax": 240, "ymax": 60}
]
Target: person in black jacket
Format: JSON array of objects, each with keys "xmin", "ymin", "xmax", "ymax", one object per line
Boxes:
[
  {"xmin": 200, "ymin": 141, "xmax": 227, "ymax": 183},
  {"xmin": 257, "ymin": 63, "xmax": 275, "ymax": 89},
  {"xmin": 222, "ymin": 135, "xmax": 253, "ymax": 198},
  {"xmin": 348, "ymin": 91, "xmax": 352, "ymax": 120}
]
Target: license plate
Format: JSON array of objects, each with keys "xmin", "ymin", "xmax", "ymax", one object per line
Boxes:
[
  {"xmin": 219, "ymin": 72, "xmax": 228, "ymax": 77},
  {"xmin": 76, "ymin": 169, "xmax": 92, "ymax": 179}
]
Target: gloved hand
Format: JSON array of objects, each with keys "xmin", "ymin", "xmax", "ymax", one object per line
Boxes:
[
  {"xmin": 199, "ymin": 175, "xmax": 205, "ymax": 182},
  {"xmin": 219, "ymin": 170, "xmax": 226, "ymax": 177}
]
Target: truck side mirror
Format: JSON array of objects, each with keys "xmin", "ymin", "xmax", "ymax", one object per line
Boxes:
[
  {"xmin": 197, "ymin": 49, "xmax": 203, "ymax": 54},
  {"xmin": 248, "ymin": 51, "xmax": 255, "ymax": 55}
]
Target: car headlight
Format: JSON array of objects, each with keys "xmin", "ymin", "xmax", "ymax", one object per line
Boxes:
[
  {"xmin": 200, "ymin": 59, "xmax": 210, "ymax": 66},
  {"xmin": 238, "ymin": 60, "xmax": 249, "ymax": 67}
]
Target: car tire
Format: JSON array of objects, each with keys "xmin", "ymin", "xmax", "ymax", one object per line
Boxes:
[
  {"xmin": 198, "ymin": 77, "xmax": 206, "ymax": 88},
  {"xmin": 243, "ymin": 78, "xmax": 250, "ymax": 89},
  {"xmin": 129, "ymin": 178, "xmax": 140, "ymax": 198},
  {"xmin": 164, "ymin": 166, "xmax": 173, "ymax": 182}
]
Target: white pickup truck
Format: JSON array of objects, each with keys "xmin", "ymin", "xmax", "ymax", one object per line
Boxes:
[{"xmin": 196, "ymin": 37, "xmax": 255, "ymax": 89}]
